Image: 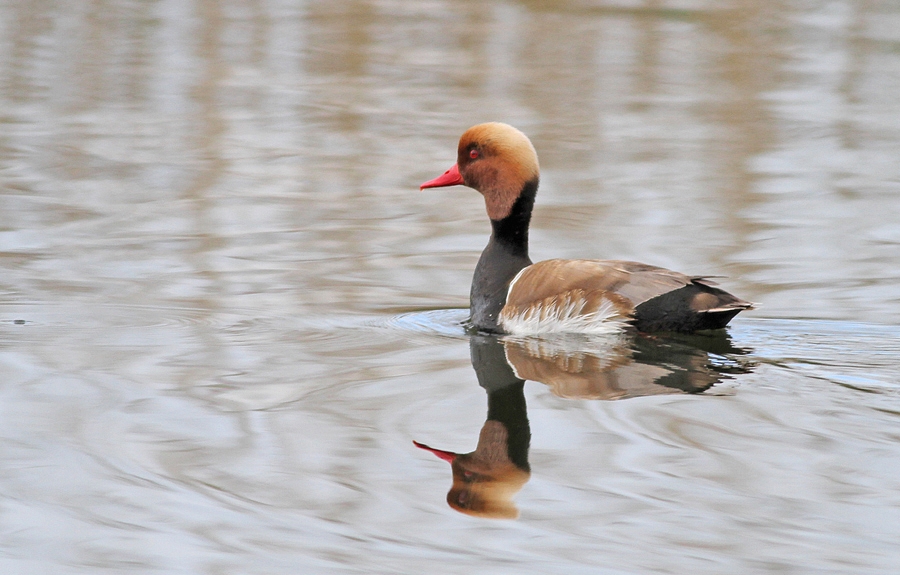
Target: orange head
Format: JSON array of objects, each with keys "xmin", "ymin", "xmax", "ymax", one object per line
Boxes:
[{"xmin": 421, "ymin": 122, "xmax": 540, "ymax": 221}]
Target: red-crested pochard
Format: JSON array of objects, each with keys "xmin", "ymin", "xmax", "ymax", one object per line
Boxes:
[{"xmin": 420, "ymin": 122, "xmax": 754, "ymax": 334}]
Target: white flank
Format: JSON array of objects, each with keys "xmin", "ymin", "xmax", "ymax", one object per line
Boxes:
[{"xmin": 499, "ymin": 296, "xmax": 626, "ymax": 335}]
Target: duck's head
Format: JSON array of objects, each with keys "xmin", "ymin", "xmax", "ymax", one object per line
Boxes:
[{"xmin": 421, "ymin": 122, "xmax": 540, "ymax": 221}]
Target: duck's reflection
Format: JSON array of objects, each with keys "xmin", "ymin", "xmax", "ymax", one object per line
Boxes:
[
  {"xmin": 505, "ymin": 330, "xmax": 751, "ymax": 400},
  {"xmin": 414, "ymin": 337, "xmax": 531, "ymax": 518},
  {"xmin": 415, "ymin": 331, "xmax": 753, "ymax": 518}
]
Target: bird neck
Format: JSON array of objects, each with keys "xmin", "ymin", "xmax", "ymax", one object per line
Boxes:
[
  {"xmin": 488, "ymin": 177, "xmax": 537, "ymax": 257},
  {"xmin": 469, "ymin": 178, "xmax": 538, "ymax": 332}
]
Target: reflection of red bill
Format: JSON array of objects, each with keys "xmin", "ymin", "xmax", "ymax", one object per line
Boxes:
[{"xmin": 412, "ymin": 440, "xmax": 457, "ymax": 463}]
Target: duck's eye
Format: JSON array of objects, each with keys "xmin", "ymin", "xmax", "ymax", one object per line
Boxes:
[{"xmin": 469, "ymin": 149, "xmax": 480, "ymax": 160}]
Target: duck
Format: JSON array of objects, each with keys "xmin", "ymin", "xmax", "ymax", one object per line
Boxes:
[{"xmin": 420, "ymin": 122, "xmax": 754, "ymax": 334}]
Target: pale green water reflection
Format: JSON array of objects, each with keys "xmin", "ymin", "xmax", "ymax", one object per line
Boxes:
[{"xmin": 1, "ymin": 1, "xmax": 900, "ymax": 573}]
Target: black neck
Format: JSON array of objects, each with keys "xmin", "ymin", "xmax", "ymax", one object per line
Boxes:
[
  {"xmin": 488, "ymin": 177, "xmax": 538, "ymax": 257},
  {"xmin": 469, "ymin": 178, "xmax": 538, "ymax": 333}
]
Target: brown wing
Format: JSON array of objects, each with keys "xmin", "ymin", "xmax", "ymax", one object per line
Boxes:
[
  {"xmin": 503, "ymin": 259, "xmax": 753, "ymax": 332},
  {"xmin": 504, "ymin": 259, "xmax": 693, "ymax": 314}
]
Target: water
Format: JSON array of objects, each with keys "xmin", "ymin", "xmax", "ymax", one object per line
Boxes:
[{"xmin": 1, "ymin": 1, "xmax": 900, "ymax": 573}]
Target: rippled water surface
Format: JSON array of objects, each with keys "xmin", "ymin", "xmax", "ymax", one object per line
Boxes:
[{"xmin": 2, "ymin": 1, "xmax": 900, "ymax": 573}]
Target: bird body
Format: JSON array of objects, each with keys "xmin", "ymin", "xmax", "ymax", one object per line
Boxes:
[{"xmin": 421, "ymin": 122, "xmax": 752, "ymax": 334}]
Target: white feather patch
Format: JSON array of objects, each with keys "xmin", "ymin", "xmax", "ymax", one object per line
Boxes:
[{"xmin": 499, "ymin": 294, "xmax": 627, "ymax": 335}]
